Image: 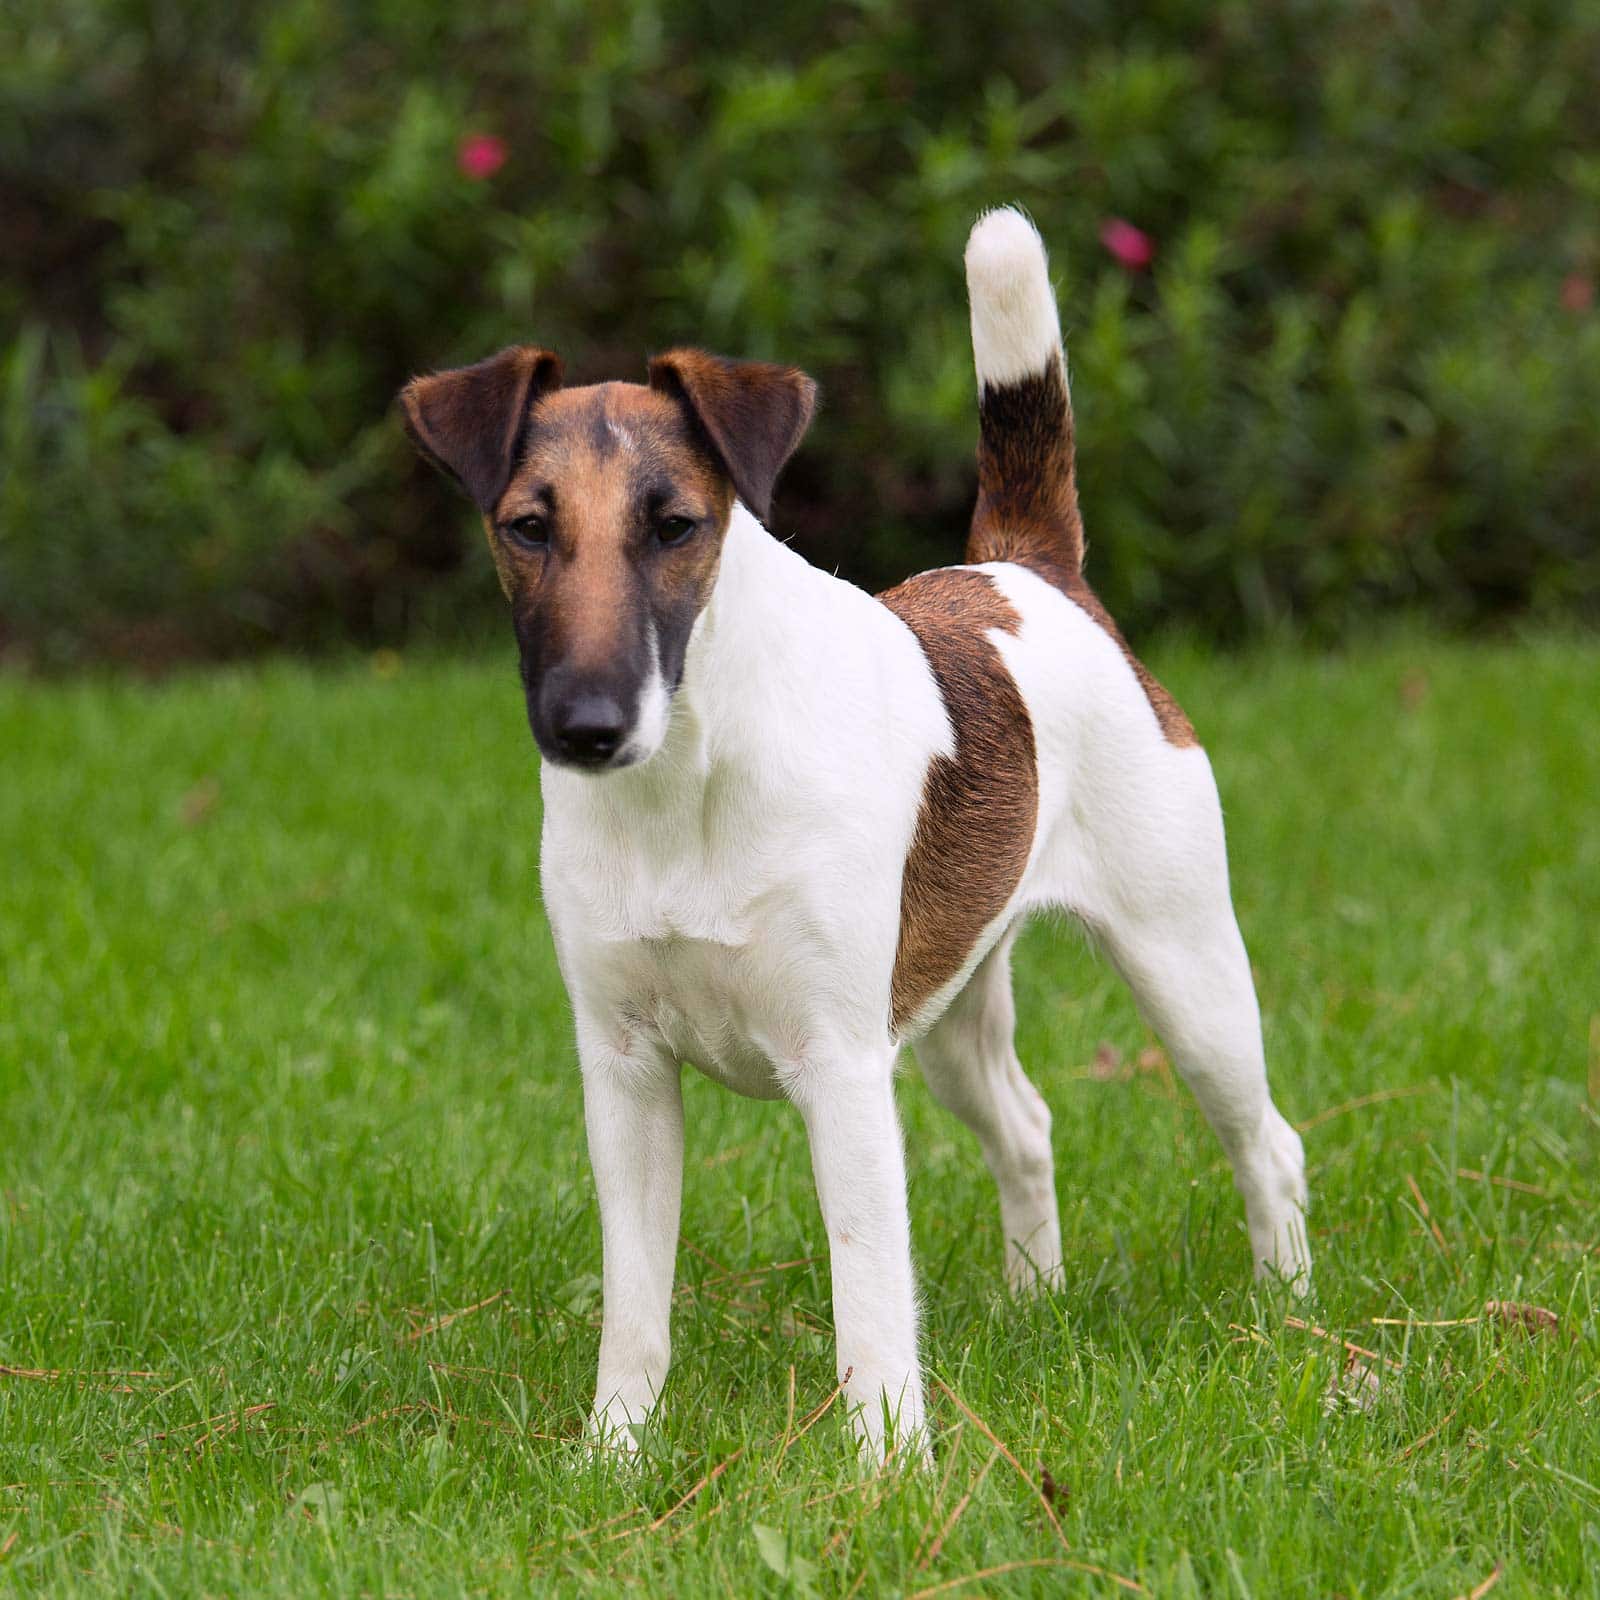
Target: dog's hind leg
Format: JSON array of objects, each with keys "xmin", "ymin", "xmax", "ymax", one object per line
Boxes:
[
  {"xmin": 1077, "ymin": 761, "xmax": 1312, "ymax": 1291},
  {"xmin": 914, "ymin": 925, "xmax": 1063, "ymax": 1291}
]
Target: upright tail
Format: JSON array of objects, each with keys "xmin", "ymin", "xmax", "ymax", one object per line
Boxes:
[{"xmin": 963, "ymin": 208, "xmax": 1083, "ymax": 579}]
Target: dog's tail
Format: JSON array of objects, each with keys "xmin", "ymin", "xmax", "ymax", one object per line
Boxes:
[{"xmin": 963, "ymin": 207, "xmax": 1083, "ymax": 579}]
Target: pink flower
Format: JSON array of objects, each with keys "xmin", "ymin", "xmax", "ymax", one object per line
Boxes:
[
  {"xmin": 457, "ymin": 133, "xmax": 508, "ymax": 181},
  {"xmin": 1560, "ymin": 272, "xmax": 1594, "ymax": 313},
  {"xmin": 1099, "ymin": 217, "xmax": 1155, "ymax": 271}
]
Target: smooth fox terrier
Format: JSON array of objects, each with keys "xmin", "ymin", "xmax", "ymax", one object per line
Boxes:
[{"xmin": 399, "ymin": 208, "xmax": 1311, "ymax": 1463}]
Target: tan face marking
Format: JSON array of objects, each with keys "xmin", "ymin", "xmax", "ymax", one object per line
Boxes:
[
  {"xmin": 400, "ymin": 344, "xmax": 816, "ymax": 771},
  {"xmin": 494, "ymin": 383, "xmax": 730, "ymax": 676},
  {"xmin": 878, "ymin": 568, "xmax": 1039, "ymax": 1033},
  {"xmin": 484, "ymin": 383, "xmax": 732, "ymax": 764}
]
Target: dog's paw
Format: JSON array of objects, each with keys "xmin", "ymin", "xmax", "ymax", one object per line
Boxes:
[
  {"xmin": 1005, "ymin": 1249, "xmax": 1066, "ymax": 1298},
  {"xmin": 1241, "ymin": 1109, "xmax": 1312, "ymax": 1295},
  {"xmin": 585, "ymin": 1406, "xmax": 650, "ymax": 1466},
  {"xmin": 843, "ymin": 1385, "xmax": 934, "ymax": 1474},
  {"xmin": 1249, "ymin": 1203, "xmax": 1313, "ymax": 1298}
]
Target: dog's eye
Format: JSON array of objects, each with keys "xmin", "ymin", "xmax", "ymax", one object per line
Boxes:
[
  {"xmin": 505, "ymin": 514, "xmax": 549, "ymax": 549},
  {"xmin": 656, "ymin": 516, "xmax": 697, "ymax": 547}
]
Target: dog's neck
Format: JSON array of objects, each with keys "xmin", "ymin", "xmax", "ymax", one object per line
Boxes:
[{"xmin": 682, "ymin": 501, "xmax": 837, "ymax": 727}]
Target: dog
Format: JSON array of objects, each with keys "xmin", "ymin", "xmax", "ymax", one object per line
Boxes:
[{"xmin": 398, "ymin": 207, "xmax": 1311, "ymax": 1463}]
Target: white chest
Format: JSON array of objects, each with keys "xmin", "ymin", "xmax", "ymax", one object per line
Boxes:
[
  {"xmin": 535, "ymin": 509, "xmax": 954, "ymax": 1086},
  {"xmin": 547, "ymin": 827, "xmax": 863, "ymax": 1098},
  {"xmin": 541, "ymin": 768, "xmax": 914, "ymax": 1093},
  {"xmin": 578, "ymin": 931, "xmax": 804, "ymax": 1099}
]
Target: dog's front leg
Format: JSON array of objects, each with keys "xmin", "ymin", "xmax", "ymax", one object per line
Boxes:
[
  {"xmin": 579, "ymin": 1025, "xmax": 683, "ymax": 1453},
  {"xmin": 794, "ymin": 1063, "xmax": 928, "ymax": 1467}
]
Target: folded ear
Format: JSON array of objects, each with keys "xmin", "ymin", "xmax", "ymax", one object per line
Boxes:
[
  {"xmin": 398, "ymin": 345, "xmax": 563, "ymax": 512},
  {"xmin": 647, "ymin": 349, "xmax": 817, "ymax": 523}
]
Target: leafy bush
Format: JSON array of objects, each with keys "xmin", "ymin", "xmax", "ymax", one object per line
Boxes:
[{"xmin": 3, "ymin": 0, "xmax": 1598, "ymax": 662}]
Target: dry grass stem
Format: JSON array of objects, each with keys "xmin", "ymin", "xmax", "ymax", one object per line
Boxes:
[
  {"xmin": 932, "ymin": 1378, "xmax": 1070, "ymax": 1552},
  {"xmin": 403, "ymin": 1290, "xmax": 505, "ymax": 1342},
  {"xmin": 919, "ymin": 1445, "xmax": 1001, "ymax": 1569},
  {"xmin": 1455, "ymin": 1169, "xmax": 1549, "ymax": 1197},
  {"xmin": 909, "ymin": 1424, "xmax": 969, "ymax": 1570},
  {"xmin": 1370, "ymin": 1316, "xmax": 1481, "ymax": 1328},
  {"xmin": 1452, "ymin": 1561, "xmax": 1505, "ymax": 1600},
  {"xmin": 904, "ymin": 1556, "xmax": 1145, "ymax": 1598},
  {"xmin": 1295, "ymin": 1084, "xmax": 1438, "ymax": 1132},
  {"xmin": 1284, "ymin": 1317, "xmax": 1404, "ymax": 1372},
  {"xmin": 1405, "ymin": 1173, "xmax": 1451, "ymax": 1253}
]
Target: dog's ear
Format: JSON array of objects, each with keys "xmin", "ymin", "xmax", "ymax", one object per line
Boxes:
[
  {"xmin": 398, "ymin": 345, "xmax": 563, "ymax": 512},
  {"xmin": 647, "ymin": 349, "xmax": 817, "ymax": 523}
]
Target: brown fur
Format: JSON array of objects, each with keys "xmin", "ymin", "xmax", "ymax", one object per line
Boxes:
[
  {"xmin": 399, "ymin": 345, "xmax": 562, "ymax": 512},
  {"xmin": 400, "ymin": 347, "xmax": 818, "ymax": 714},
  {"xmin": 966, "ymin": 362, "xmax": 1197, "ymax": 749},
  {"xmin": 878, "ymin": 568, "xmax": 1039, "ymax": 1034},
  {"xmin": 648, "ymin": 349, "xmax": 817, "ymax": 523},
  {"xmin": 968, "ymin": 363, "xmax": 1084, "ymax": 575},
  {"xmin": 494, "ymin": 383, "xmax": 733, "ymax": 678}
]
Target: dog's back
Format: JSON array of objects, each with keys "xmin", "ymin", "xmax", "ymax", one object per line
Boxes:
[
  {"xmin": 880, "ymin": 209, "xmax": 1201, "ymax": 1038},
  {"xmin": 883, "ymin": 208, "xmax": 1309, "ymax": 1331}
]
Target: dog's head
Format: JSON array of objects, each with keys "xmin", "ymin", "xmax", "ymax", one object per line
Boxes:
[{"xmin": 399, "ymin": 347, "xmax": 815, "ymax": 771}]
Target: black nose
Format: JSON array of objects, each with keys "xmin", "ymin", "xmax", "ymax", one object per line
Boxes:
[{"xmin": 551, "ymin": 694, "xmax": 628, "ymax": 767}]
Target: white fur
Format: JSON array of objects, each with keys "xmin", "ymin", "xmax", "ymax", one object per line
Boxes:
[
  {"xmin": 540, "ymin": 215, "xmax": 1310, "ymax": 1465},
  {"xmin": 619, "ymin": 620, "xmax": 670, "ymax": 766},
  {"xmin": 544, "ymin": 508, "xmax": 943, "ymax": 1458},
  {"xmin": 543, "ymin": 516, "xmax": 1311, "ymax": 1463},
  {"xmin": 965, "ymin": 207, "xmax": 1064, "ymax": 389}
]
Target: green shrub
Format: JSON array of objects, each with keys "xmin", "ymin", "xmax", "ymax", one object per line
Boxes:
[{"xmin": 2, "ymin": 0, "xmax": 1598, "ymax": 662}]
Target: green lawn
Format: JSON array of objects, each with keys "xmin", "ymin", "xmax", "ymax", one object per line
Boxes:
[{"xmin": 1, "ymin": 634, "xmax": 1596, "ymax": 1598}]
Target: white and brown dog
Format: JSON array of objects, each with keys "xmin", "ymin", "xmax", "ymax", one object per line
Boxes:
[{"xmin": 399, "ymin": 208, "xmax": 1310, "ymax": 1462}]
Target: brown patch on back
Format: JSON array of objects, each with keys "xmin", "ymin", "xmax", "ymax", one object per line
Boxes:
[
  {"xmin": 878, "ymin": 568, "xmax": 1039, "ymax": 1034},
  {"xmin": 966, "ymin": 361, "xmax": 1197, "ymax": 749}
]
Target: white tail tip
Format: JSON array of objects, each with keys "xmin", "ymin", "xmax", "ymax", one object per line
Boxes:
[{"xmin": 964, "ymin": 207, "xmax": 1063, "ymax": 390}]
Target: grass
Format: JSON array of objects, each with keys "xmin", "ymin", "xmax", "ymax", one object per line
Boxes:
[{"xmin": 1, "ymin": 631, "xmax": 1597, "ymax": 1597}]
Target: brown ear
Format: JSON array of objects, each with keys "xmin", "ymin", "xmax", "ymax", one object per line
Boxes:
[
  {"xmin": 647, "ymin": 349, "xmax": 817, "ymax": 523},
  {"xmin": 398, "ymin": 345, "xmax": 563, "ymax": 512}
]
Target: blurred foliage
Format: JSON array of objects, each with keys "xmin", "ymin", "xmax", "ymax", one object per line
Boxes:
[{"xmin": 2, "ymin": 0, "xmax": 1598, "ymax": 664}]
